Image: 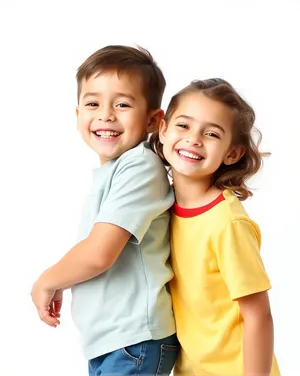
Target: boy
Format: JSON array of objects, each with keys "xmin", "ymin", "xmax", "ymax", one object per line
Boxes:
[{"xmin": 31, "ymin": 45, "xmax": 178, "ymax": 375}]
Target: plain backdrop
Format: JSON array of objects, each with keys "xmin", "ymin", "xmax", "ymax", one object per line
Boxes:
[{"xmin": 0, "ymin": 0, "xmax": 299, "ymax": 375}]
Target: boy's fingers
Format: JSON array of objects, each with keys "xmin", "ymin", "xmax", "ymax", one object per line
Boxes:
[
  {"xmin": 38, "ymin": 307, "xmax": 60, "ymax": 327},
  {"xmin": 49, "ymin": 301, "xmax": 61, "ymax": 318},
  {"xmin": 54, "ymin": 300, "xmax": 62, "ymax": 314}
]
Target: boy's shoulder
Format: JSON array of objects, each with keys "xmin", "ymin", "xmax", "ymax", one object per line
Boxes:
[
  {"xmin": 116, "ymin": 141, "xmax": 166, "ymax": 172},
  {"xmin": 121, "ymin": 141, "xmax": 160, "ymax": 160}
]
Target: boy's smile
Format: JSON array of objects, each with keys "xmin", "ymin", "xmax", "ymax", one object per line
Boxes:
[
  {"xmin": 77, "ymin": 71, "xmax": 153, "ymax": 164},
  {"xmin": 92, "ymin": 129, "xmax": 121, "ymax": 140}
]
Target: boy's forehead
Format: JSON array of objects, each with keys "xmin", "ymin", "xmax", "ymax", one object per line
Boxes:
[{"xmin": 81, "ymin": 69, "xmax": 143, "ymax": 93}]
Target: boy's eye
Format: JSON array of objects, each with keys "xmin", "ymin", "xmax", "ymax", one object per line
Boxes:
[
  {"xmin": 86, "ymin": 102, "xmax": 98, "ymax": 107},
  {"xmin": 116, "ymin": 103, "xmax": 130, "ymax": 108}
]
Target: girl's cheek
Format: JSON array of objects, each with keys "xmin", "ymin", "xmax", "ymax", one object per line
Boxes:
[{"xmin": 166, "ymin": 130, "xmax": 180, "ymax": 143}]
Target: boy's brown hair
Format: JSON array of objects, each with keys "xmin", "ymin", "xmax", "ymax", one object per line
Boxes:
[
  {"xmin": 76, "ymin": 45, "xmax": 166, "ymax": 111},
  {"xmin": 150, "ymin": 78, "xmax": 269, "ymax": 201}
]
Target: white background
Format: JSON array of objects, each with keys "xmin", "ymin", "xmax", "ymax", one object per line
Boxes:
[{"xmin": 0, "ymin": 0, "xmax": 299, "ymax": 375}]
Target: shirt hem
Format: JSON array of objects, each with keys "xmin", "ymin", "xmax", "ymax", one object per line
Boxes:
[
  {"xmin": 83, "ymin": 327, "xmax": 176, "ymax": 360},
  {"xmin": 231, "ymin": 283, "xmax": 271, "ymax": 300}
]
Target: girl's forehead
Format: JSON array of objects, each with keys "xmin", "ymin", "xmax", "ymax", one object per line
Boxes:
[{"xmin": 172, "ymin": 92, "xmax": 234, "ymax": 127}]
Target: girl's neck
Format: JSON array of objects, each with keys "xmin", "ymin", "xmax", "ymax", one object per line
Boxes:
[{"xmin": 172, "ymin": 171, "xmax": 222, "ymax": 209}]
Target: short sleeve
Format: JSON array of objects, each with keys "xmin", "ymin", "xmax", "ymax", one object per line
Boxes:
[
  {"xmin": 95, "ymin": 154, "xmax": 174, "ymax": 243},
  {"xmin": 215, "ymin": 219, "xmax": 271, "ymax": 300}
]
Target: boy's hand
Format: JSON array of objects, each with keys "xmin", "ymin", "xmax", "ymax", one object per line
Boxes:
[
  {"xmin": 49, "ymin": 289, "xmax": 63, "ymax": 319},
  {"xmin": 31, "ymin": 279, "xmax": 61, "ymax": 328}
]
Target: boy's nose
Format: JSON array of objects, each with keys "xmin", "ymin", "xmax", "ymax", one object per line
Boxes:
[{"xmin": 98, "ymin": 107, "xmax": 116, "ymax": 122}]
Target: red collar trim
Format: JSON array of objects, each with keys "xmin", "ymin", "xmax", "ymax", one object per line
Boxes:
[{"xmin": 173, "ymin": 193, "xmax": 225, "ymax": 218}]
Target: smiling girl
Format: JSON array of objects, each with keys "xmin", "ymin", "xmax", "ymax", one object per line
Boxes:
[{"xmin": 150, "ymin": 79, "xmax": 280, "ymax": 376}]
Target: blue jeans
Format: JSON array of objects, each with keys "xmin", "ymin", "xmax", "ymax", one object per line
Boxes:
[{"xmin": 88, "ymin": 334, "xmax": 179, "ymax": 376}]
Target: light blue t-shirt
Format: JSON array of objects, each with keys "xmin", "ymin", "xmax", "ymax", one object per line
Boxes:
[{"xmin": 71, "ymin": 141, "xmax": 176, "ymax": 360}]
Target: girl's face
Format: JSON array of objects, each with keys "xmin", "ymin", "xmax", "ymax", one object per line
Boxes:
[{"xmin": 159, "ymin": 92, "xmax": 243, "ymax": 180}]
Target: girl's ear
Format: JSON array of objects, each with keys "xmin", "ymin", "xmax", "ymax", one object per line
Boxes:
[
  {"xmin": 158, "ymin": 119, "xmax": 167, "ymax": 144},
  {"xmin": 223, "ymin": 145, "xmax": 245, "ymax": 165},
  {"xmin": 146, "ymin": 109, "xmax": 164, "ymax": 134}
]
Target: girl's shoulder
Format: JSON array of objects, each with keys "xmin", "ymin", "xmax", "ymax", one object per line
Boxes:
[{"xmin": 219, "ymin": 189, "xmax": 260, "ymax": 234}]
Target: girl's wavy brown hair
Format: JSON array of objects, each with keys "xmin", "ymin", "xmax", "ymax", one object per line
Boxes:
[{"xmin": 149, "ymin": 78, "xmax": 269, "ymax": 201}]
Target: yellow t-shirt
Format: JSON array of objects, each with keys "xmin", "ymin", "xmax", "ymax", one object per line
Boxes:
[{"xmin": 170, "ymin": 189, "xmax": 280, "ymax": 376}]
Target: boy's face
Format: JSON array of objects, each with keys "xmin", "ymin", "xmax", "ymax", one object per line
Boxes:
[{"xmin": 77, "ymin": 71, "xmax": 161, "ymax": 164}]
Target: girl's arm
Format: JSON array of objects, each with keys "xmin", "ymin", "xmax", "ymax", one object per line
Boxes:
[{"xmin": 237, "ymin": 291, "xmax": 274, "ymax": 376}]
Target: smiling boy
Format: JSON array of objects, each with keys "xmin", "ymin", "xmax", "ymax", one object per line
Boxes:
[{"xmin": 31, "ymin": 45, "xmax": 178, "ymax": 376}]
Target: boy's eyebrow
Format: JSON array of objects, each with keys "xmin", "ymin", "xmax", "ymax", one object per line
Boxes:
[
  {"xmin": 82, "ymin": 92, "xmax": 136, "ymax": 101},
  {"xmin": 82, "ymin": 92, "xmax": 99, "ymax": 99},
  {"xmin": 115, "ymin": 92, "xmax": 136, "ymax": 101},
  {"xmin": 175, "ymin": 115, "xmax": 225, "ymax": 133}
]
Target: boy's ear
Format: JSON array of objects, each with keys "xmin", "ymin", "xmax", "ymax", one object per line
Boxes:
[
  {"xmin": 76, "ymin": 107, "xmax": 79, "ymax": 129},
  {"xmin": 146, "ymin": 109, "xmax": 164, "ymax": 134},
  {"xmin": 223, "ymin": 145, "xmax": 245, "ymax": 165}
]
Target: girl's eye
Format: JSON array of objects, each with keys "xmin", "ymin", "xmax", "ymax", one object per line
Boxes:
[
  {"xmin": 176, "ymin": 123, "xmax": 189, "ymax": 129},
  {"xmin": 206, "ymin": 132, "xmax": 220, "ymax": 139},
  {"xmin": 86, "ymin": 102, "xmax": 98, "ymax": 107},
  {"xmin": 116, "ymin": 103, "xmax": 130, "ymax": 108}
]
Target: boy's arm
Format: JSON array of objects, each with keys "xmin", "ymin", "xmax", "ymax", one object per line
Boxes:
[
  {"xmin": 42, "ymin": 151, "xmax": 172, "ymax": 291},
  {"xmin": 238, "ymin": 291, "xmax": 274, "ymax": 376},
  {"xmin": 39, "ymin": 222, "xmax": 131, "ymax": 290},
  {"xmin": 32, "ymin": 151, "xmax": 173, "ymax": 326},
  {"xmin": 31, "ymin": 223, "xmax": 131, "ymax": 327}
]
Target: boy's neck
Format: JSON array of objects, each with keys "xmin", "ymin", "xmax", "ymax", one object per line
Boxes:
[{"xmin": 172, "ymin": 170, "xmax": 222, "ymax": 209}]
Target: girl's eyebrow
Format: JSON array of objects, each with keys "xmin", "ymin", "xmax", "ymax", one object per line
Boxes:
[{"xmin": 175, "ymin": 115, "xmax": 225, "ymax": 133}]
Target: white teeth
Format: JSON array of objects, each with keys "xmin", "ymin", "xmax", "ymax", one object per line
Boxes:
[
  {"xmin": 178, "ymin": 150, "xmax": 202, "ymax": 160},
  {"xmin": 95, "ymin": 131, "xmax": 120, "ymax": 138}
]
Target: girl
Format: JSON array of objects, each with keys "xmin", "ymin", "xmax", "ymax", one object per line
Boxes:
[{"xmin": 150, "ymin": 79, "xmax": 280, "ymax": 376}]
